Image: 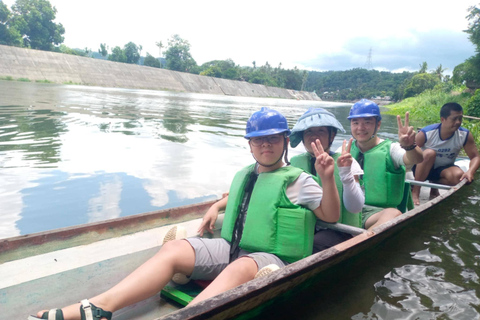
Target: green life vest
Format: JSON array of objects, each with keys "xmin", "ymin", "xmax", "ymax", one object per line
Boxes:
[
  {"xmin": 350, "ymin": 140, "xmax": 406, "ymax": 208},
  {"xmin": 290, "ymin": 152, "xmax": 362, "ymax": 228},
  {"xmin": 221, "ymin": 164, "xmax": 316, "ymax": 263}
]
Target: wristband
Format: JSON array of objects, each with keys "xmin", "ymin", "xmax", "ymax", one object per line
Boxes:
[{"xmin": 401, "ymin": 142, "xmax": 417, "ymax": 151}]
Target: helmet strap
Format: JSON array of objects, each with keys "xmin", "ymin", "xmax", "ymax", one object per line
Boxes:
[{"xmin": 368, "ymin": 118, "xmax": 380, "ymax": 141}]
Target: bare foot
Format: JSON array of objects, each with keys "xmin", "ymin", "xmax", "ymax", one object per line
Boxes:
[
  {"xmin": 429, "ymin": 188, "xmax": 440, "ymax": 200},
  {"xmin": 411, "ymin": 186, "xmax": 421, "ymax": 206}
]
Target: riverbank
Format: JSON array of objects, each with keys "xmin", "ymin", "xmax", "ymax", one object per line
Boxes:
[{"xmin": 0, "ymin": 45, "xmax": 320, "ymax": 101}]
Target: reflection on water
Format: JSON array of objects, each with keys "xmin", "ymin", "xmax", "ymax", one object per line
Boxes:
[
  {"xmin": 0, "ymin": 80, "xmax": 352, "ymax": 239},
  {"xmin": 1, "ymin": 81, "xmax": 479, "ymax": 319}
]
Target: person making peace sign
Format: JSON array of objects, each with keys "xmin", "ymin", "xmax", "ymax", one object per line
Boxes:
[
  {"xmin": 290, "ymin": 108, "xmax": 365, "ymax": 253},
  {"xmin": 347, "ymin": 99, "xmax": 423, "ymax": 230}
]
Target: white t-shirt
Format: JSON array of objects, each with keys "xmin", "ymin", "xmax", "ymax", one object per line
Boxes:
[{"xmin": 286, "ymin": 173, "xmax": 323, "ymax": 211}]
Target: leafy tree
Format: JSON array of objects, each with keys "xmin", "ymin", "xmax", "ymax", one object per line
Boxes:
[
  {"xmin": 199, "ymin": 59, "xmax": 239, "ymax": 80},
  {"xmin": 10, "ymin": 0, "xmax": 65, "ymax": 50},
  {"xmin": 144, "ymin": 52, "xmax": 161, "ymax": 68},
  {"xmin": 466, "ymin": 6, "xmax": 480, "ymax": 50},
  {"xmin": 124, "ymin": 42, "xmax": 141, "ymax": 64},
  {"xmin": 0, "ymin": 2, "xmax": 22, "ymax": 46},
  {"xmin": 432, "ymin": 64, "xmax": 446, "ymax": 81},
  {"xmin": 155, "ymin": 41, "xmax": 163, "ymax": 57},
  {"xmin": 98, "ymin": 43, "xmax": 108, "ymax": 57},
  {"xmin": 467, "ymin": 89, "xmax": 480, "ymax": 117},
  {"xmin": 108, "ymin": 46, "xmax": 127, "ymax": 63},
  {"xmin": 454, "ymin": 56, "xmax": 480, "ymax": 88},
  {"xmin": 403, "ymin": 73, "xmax": 440, "ymax": 98},
  {"xmin": 279, "ymin": 68, "xmax": 303, "ymax": 90},
  {"xmin": 418, "ymin": 61, "xmax": 428, "ymax": 73},
  {"xmin": 164, "ymin": 34, "xmax": 197, "ymax": 72},
  {"xmin": 456, "ymin": 5, "xmax": 480, "ymax": 87}
]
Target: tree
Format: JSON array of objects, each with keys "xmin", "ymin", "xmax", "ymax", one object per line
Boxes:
[
  {"xmin": 144, "ymin": 52, "xmax": 161, "ymax": 68},
  {"xmin": 164, "ymin": 34, "xmax": 197, "ymax": 72},
  {"xmin": 455, "ymin": 5, "xmax": 480, "ymax": 87},
  {"xmin": 108, "ymin": 46, "xmax": 127, "ymax": 63},
  {"xmin": 466, "ymin": 5, "xmax": 480, "ymax": 50},
  {"xmin": 418, "ymin": 61, "xmax": 428, "ymax": 73},
  {"xmin": 155, "ymin": 41, "xmax": 163, "ymax": 57},
  {"xmin": 98, "ymin": 43, "xmax": 108, "ymax": 57},
  {"xmin": 0, "ymin": 2, "xmax": 22, "ymax": 46},
  {"xmin": 199, "ymin": 59, "xmax": 239, "ymax": 80},
  {"xmin": 432, "ymin": 64, "xmax": 446, "ymax": 81},
  {"xmin": 123, "ymin": 42, "xmax": 141, "ymax": 64},
  {"xmin": 403, "ymin": 73, "xmax": 440, "ymax": 98},
  {"xmin": 10, "ymin": 0, "xmax": 65, "ymax": 50}
]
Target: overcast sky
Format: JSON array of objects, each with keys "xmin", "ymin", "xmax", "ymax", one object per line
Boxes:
[{"xmin": 3, "ymin": 0, "xmax": 479, "ymax": 75}]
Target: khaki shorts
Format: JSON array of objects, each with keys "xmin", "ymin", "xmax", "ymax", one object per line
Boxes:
[{"xmin": 186, "ymin": 237, "xmax": 287, "ymax": 280}]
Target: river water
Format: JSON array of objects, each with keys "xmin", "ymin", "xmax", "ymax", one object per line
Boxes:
[{"xmin": 1, "ymin": 80, "xmax": 479, "ymax": 319}]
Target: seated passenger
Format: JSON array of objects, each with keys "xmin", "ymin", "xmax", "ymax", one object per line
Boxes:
[
  {"xmin": 29, "ymin": 107, "xmax": 340, "ymax": 320},
  {"xmin": 289, "ymin": 108, "xmax": 364, "ymax": 253},
  {"xmin": 412, "ymin": 102, "xmax": 480, "ymax": 205},
  {"xmin": 347, "ymin": 99, "xmax": 423, "ymax": 230}
]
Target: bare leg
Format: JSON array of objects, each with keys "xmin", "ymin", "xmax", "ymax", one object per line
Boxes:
[
  {"xmin": 365, "ymin": 208, "xmax": 402, "ymax": 230},
  {"xmin": 437, "ymin": 166, "xmax": 464, "ymax": 186},
  {"xmin": 412, "ymin": 149, "xmax": 436, "ymax": 205},
  {"xmin": 35, "ymin": 239, "xmax": 196, "ymax": 320},
  {"xmin": 190, "ymin": 256, "xmax": 257, "ymax": 305}
]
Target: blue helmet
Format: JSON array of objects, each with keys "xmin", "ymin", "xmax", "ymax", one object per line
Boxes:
[
  {"xmin": 245, "ymin": 107, "xmax": 291, "ymax": 139},
  {"xmin": 347, "ymin": 99, "xmax": 382, "ymax": 121},
  {"xmin": 290, "ymin": 108, "xmax": 346, "ymax": 148}
]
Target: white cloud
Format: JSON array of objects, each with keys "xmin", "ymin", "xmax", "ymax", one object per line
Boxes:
[{"xmin": 2, "ymin": 0, "xmax": 478, "ymax": 72}]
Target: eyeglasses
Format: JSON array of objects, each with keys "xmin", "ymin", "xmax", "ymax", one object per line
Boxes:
[{"xmin": 249, "ymin": 135, "xmax": 283, "ymax": 146}]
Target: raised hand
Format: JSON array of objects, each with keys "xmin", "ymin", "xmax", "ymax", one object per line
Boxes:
[
  {"xmin": 311, "ymin": 139, "xmax": 335, "ymax": 180},
  {"xmin": 337, "ymin": 138, "xmax": 354, "ymax": 167},
  {"xmin": 397, "ymin": 112, "xmax": 416, "ymax": 147}
]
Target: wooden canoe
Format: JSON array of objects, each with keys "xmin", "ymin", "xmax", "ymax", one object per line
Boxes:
[{"xmin": 0, "ymin": 160, "xmax": 470, "ymax": 320}]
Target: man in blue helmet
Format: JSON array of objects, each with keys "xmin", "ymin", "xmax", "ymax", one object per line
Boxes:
[
  {"xmin": 290, "ymin": 108, "xmax": 365, "ymax": 253},
  {"xmin": 29, "ymin": 108, "xmax": 340, "ymax": 320},
  {"xmin": 347, "ymin": 99, "xmax": 423, "ymax": 230}
]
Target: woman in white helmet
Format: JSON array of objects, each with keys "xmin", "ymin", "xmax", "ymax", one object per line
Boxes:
[{"xmin": 290, "ymin": 108, "xmax": 364, "ymax": 253}]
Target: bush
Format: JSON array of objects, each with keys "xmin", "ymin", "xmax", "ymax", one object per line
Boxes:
[{"xmin": 466, "ymin": 89, "xmax": 480, "ymax": 117}]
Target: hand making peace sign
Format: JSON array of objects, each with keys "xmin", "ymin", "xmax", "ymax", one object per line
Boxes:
[
  {"xmin": 397, "ymin": 112, "xmax": 416, "ymax": 147},
  {"xmin": 337, "ymin": 138, "xmax": 354, "ymax": 167},
  {"xmin": 311, "ymin": 139, "xmax": 335, "ymax": 180}
]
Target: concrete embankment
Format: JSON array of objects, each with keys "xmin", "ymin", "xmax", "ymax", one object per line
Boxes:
[{"xmin": 0, "ymin": 45, "xmax": 320, "ymax": 100}]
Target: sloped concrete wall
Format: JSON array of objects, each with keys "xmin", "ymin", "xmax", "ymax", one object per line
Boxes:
[{"xmin": 0, "ymin": 45, "xmax": 321, "ymax": 100}]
